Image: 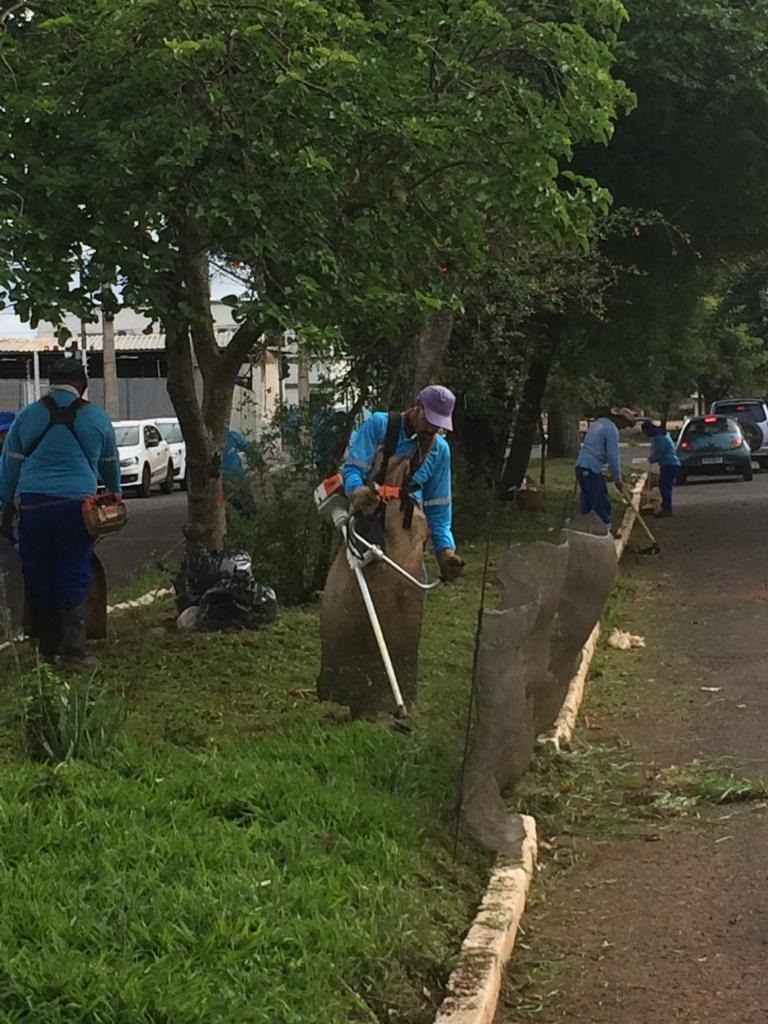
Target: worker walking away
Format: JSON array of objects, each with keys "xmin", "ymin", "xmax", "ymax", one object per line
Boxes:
[
  {"xmin": 575, "ymin": 407, "xmax": 636, "ymax": 526},
  {"xmin": 642, "ymin": 419, "xmax": 681, "ymax": 517},
  {"xmin": 317, "ymin": 385, "xmax": 464, "ymax": 718},
  {"xmin": 0, "ymin": 358, "xmax": 121, "ymax": 664}
]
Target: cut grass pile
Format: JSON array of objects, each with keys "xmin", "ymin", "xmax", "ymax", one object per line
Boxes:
[{"xmin": 0, "ymin": 460, "xmax": 583, "ymax": 1023}]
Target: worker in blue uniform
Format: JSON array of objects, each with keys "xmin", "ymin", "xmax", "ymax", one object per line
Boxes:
[
  {"xmin": 0, "ymin": 358, "xmax": 121, "ymax": 662},
  {"xmin": 342, "ymin": 384, "xmax": 464, "ymax": 581},
  {"xmin": 642, "ymin": 419, "xmax": 681, "ymax": 517},
  {"xmin": 575, "ymin": 407, "xmax": 636, "ymax": 526}
]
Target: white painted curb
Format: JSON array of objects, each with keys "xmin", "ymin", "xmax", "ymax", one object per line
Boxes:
[
  {"xmin": 106, "ymin": 587, "xmax": 173, "ymax": 615},
  {"xmin": 0, "ymin": 584, "xmax": 173, "ymax": 655},
  {"xmin": 434, "ymin": 816, "xmax": 538, "ymax": 1024},
  {"xmin": 433, "ymin": 473, "xmax": 648, "ymax": 1024}
]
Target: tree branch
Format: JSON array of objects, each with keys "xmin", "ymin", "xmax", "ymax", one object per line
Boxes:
[{"xmin": 220, "ymin": 321, "xmax": 267, "ymax": 376}]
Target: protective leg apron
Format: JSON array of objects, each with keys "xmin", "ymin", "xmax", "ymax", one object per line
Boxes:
[{"xmin": 317, "ymin": 454, "xmax": 428, "ymax": 715}]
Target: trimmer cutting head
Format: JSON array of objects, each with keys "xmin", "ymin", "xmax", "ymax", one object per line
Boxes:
[{"xmin": 391, "ymin": 706, "xmax": 412, "ymax": 735}]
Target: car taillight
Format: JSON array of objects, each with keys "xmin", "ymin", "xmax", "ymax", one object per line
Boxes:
[
  {"xmin": 730, "ymin": 437, "xmax": 743, "ymax": 448},
  {"xmin": 680, "ymin": 440, "xmax": 692, "ymax": 450},
  {"xmin": 703, "ymin": 416, "xmax": 718, "ymax": 423}
]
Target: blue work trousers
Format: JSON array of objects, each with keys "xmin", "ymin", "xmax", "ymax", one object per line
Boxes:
[
  {"xmin": 18, "ymin": 494, "xmax": 93, "ymax": 611},
  {"xmin": 659, "ymin": 465, "xmax": 679, "ymax": 511},
  {"xmin": 576, "ymin": 468, "xmax": 612, "ymax": 526}
]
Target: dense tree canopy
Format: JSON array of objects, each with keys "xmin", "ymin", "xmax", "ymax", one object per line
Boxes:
[{"xmin": 0, "ymin": 0, "xmax": 631, "ymax": 541}]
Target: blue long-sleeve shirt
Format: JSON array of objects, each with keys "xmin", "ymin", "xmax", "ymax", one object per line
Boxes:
[
  {"xmin": 222, "ymin": 429, "xmax": 252, "ymax": 481},
  {"xmin": 0, "ymin": 388, "xmax": 121, "ymax": 505},
  {"xmin": 342, "ymin": 412, "xmax": 456, "ymax": 553},
  {"xmin": 576, "ymin": 417, "xmax": 622, "ymax": 482},
  {"xmin": 649, "ymin": 431, "xmax": 681, "ymax": 467}
]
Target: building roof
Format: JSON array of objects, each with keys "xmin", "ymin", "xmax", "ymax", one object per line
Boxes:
[{"xmin": 0, "ymin": 331, "xmax": 238, "ymax": 354}]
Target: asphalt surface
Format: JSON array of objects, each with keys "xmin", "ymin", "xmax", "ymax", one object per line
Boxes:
[
  {"xmin": 499, "ymin": 466, "xmax": 768, "ymax": 1023},
  {"xmin": 98, "ymin": 490, "xmax": 189, "ymax": 594},
  {"xmin": 0, "ymin": 490, "xmax": 188, "ymax": 633}
]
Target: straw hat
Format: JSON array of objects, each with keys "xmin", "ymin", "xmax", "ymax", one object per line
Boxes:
[{"xmin": 611, "ymin": 407, "xmax": 637, "ymax": 427}]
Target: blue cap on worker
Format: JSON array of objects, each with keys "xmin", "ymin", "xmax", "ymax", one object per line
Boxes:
[{"xmin": 418, "ymin": 385, "xmax": 455, "ymax": 432}]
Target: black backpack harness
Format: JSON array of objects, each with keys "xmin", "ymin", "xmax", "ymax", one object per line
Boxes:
[
  {"xmin": 25, "ymin": 395, "xmax": 90, "ymax": 461},
  {"xmin": 354, "ymin": 412, "xmax": 434, "ymax": 550}
]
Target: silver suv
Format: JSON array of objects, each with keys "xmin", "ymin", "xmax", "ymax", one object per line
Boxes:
[{"xmin": 709, "ymin": 399, "xmax": 768, "ymax": 469}]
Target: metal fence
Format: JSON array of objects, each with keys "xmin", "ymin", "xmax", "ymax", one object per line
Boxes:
[{"xmin": 0, "ymin": 378, "xmax": 176, "ymax": 420}]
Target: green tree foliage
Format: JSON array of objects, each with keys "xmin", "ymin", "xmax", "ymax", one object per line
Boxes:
[
  {"xmin": 573, "ymin": 0, "xmax": 768, "ymax": 407},
  {"xmin": 0, "ymin": 0, "xmax": 631, "ymax": 545},
  {"xmin": 493, "ymin": 0, "xmax": 768, "ymax": 479}
]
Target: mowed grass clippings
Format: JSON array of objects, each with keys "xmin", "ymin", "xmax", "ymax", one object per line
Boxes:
[{"xmin": 0, "ymin": 460, "xmax": 581, "ymax": 1023}]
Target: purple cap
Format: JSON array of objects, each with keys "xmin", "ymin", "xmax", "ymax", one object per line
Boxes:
[{"xmin": 418, "ymin": 385, "xmax": 455, "ymax": 432}]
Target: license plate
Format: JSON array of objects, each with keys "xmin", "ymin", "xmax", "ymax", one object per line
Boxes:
[{"xmin": 702, "ymin": 456, "xmax": 723, "ymax": 464}]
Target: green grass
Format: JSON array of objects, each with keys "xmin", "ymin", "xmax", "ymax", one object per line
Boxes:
[
  {"xmin": 111, "ymin": 565, "xmax": 172, "ymax": 605},
  {"xmin": 0, "ymin": 734, "xmax": 489, "ymax": 1024},
  {"xmin": 0, "ymin": 457, "xmax": 650, "ymax": 1022},
  {"xmin": 0, "ymin": 462, "xmax": 588, "ymax": 1024}
]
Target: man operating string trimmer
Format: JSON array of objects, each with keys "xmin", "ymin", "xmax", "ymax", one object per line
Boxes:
[{"xmin": 317, "ymin": 385, "xmax": 464, "ymax": 724}]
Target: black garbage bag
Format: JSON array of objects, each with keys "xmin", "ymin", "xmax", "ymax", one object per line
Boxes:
[
  {"xmin": 175, "ymin": 550, "xmax": 254, "ymax": 611},
  {"xmin": 198, "ymin": 577, "xmax": 278, "ymax": 632},
  {"xmin": 175, "ymin": 548, "xmax": 278, "ymax": 631}
]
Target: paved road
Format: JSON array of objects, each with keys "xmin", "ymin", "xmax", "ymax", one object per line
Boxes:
[
  {"xmin": 98, "ymin": 490, "xmax": 188, "ymax": 594},
  {"xmin": 499, "ymin": 467, "xmax": 768, "ymax": 1022},
  {"xmin": 0, "ymin": 491, "xmax": 188, "ymax": 633}
]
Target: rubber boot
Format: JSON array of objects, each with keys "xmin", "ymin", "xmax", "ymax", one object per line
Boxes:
[
  {"xmin": 60, "ymin": 603, "xmax": 95, "ymax": 669},
  {"xmin": 37, "ymin": 606, "xmax": 62, "ymax": 664}
]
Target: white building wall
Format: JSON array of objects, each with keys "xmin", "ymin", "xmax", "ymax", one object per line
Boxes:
[{"xmin": 36, "ymin": 301, "xmax": 238, "ymax": 339}]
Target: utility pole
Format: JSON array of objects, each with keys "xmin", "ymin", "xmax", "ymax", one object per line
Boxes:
[
  {"xmin": 297, "ymin": 347, "xmax": 311, "ymax": 407},
  {"xmin": 32, "ymin": 349, "xmax": 41, "ymax": 401},
  {"xmin": 102, "ymin": 310, "xmax": 119, "ymax": 418},
  {"xmin": 80, "ymin": 318, "xmax": 89, "ymax": 394}
]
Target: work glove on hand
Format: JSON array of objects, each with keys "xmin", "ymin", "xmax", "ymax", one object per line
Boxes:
[
  {"xmin": 438, "ymin": 549, "xmax": 465, "ymax": 583},
  {"xmin": 348, "ymin": 486, "xmax": 381, "ymax": 517}
]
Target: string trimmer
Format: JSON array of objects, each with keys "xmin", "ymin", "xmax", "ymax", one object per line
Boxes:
[{"xmin": 314, "ymin": 476, "xmax": 440, "ymax": 732}]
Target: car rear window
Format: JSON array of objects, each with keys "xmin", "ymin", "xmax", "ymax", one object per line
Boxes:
[
  {"xmin": 158, "ymin": 422, "xmax": 183, "ymax": 443},
  {"xmin": 681, "ymin": 418, "xmax": 741, "ymax": 441},
  {"xmin": 115, "ymin": 425, "xmax": 140, "ymax": 446},
  {"xmin": 712, "ymin": 402, "xmax": 765, "ymax": 424}
]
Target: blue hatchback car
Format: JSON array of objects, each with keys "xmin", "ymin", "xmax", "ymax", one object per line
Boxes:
[{"xmin": 677, "ymin": 415, "xmax": 753, "ymax": 483}]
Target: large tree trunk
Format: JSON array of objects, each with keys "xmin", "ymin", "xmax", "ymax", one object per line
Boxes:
[
  {"xmin": 164, "ymin": 218, "xmax": 264, "ymax": 551},
  {"xmin": 389, "ymin": 308, "xmax": 455, "ymax": 407},
  {"xmin": 546, "ymin": 399, "xmax": 581, "ymax": 459},
  {"xmin": 500, "ymin": 318, "xmax": 562, "ymax": 494}
]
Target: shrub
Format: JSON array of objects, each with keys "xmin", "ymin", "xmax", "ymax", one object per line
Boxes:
[
  {"xmin": 17, "ymin": 663, "xmax": 126, "ymax": 764},
  {"xmin": 225, "ymin": 406, "xmax": 340, "ymax": 606}
]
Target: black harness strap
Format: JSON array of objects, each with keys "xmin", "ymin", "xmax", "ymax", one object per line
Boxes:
[
  {"xmin": 25, "ymin": 395, "xmax": 90, "ymax": 461},
  {"xmin": 373, "ymin": 411, "xmax": 402, "ymax": 485},
  {"xmin": 401, "ymin": 431, "xmax": 435, "ymax": 530}
]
